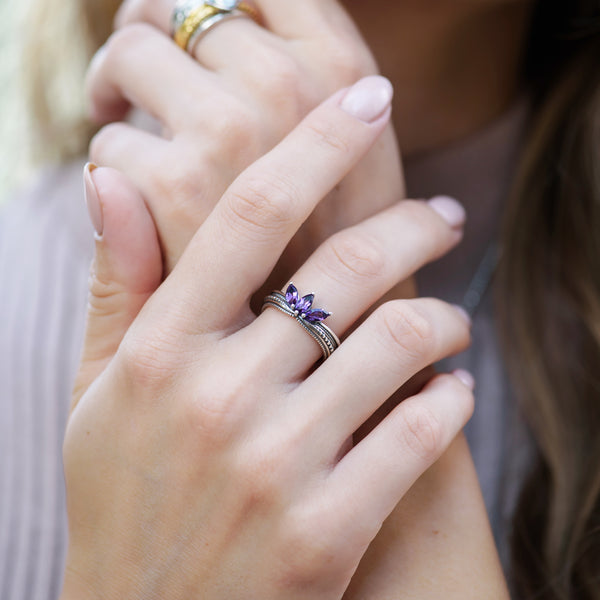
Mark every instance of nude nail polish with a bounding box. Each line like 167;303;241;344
452;304;472;326
340;76;394;123
83;162;103;238
454;369;476;390
428;195;466;229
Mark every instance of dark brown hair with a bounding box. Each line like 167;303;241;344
498;1;600;597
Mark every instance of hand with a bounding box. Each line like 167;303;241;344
85;0;404;276
343;434;511;599
64;80;472;600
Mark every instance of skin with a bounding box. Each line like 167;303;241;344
64;83;475;599
343;0;534;156
65;0;532;596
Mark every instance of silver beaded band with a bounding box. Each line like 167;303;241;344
261;286;341;360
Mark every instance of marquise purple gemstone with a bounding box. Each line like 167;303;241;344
285;284;299;305
296;294;314;314
305;309;331;323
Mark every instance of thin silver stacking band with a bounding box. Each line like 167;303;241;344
187;9;248;54
262;291;341;360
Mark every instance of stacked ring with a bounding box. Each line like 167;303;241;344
172;0;260;53
262;283;341;360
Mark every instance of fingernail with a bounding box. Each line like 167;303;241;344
428;196;466;229
453;369;475;390
83;163;103;238
452;304;472;326
340;76;393;123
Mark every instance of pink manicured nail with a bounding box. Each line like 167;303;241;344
83;162;103;238
340;76;393;123
452;304;472;326
428;195;466;229
454;369;475;390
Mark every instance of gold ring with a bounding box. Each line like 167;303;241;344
173;2;260;52
174;5;222;50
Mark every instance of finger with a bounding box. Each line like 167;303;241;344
86;23;222;129
254;0;363;41
298;299;471;449
158;76;394;333
245;196;466;379
89;122;169;177
326;372;475;540
89;123;214;269
116;0;361;44
116;0;278;72
72;165;162;411
114;0;172;31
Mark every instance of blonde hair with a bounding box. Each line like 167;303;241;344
23;0;119;164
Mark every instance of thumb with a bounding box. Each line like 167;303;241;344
72;163;163;411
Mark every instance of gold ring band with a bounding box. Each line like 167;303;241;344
173;2;260;52
174;5;221;50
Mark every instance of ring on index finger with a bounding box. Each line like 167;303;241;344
172;0;261;54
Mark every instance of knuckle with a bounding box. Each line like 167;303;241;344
89;123;127;164
224;175;298;238
86;267;125;317
203;101;263;161
278;511;338;586
117;330;183;392
398;402;444;461
236;446;286;507
185;367;257;448
323;230;386;283
185;392;240;448
148;155;210;217
377;302;435;361
105;23;153;57
325;44;372;86
114;0;146;28
255;51;303;98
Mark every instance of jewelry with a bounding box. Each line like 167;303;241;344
461;241;502;317
172;0;259;52
262;283;341;360
187;10;247;55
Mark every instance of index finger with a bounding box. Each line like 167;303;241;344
154;76;394;334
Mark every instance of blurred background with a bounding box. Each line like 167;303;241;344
0;0;33;206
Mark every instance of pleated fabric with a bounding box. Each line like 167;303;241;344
0;161;93;600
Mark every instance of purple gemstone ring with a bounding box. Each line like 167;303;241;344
261;283;341;360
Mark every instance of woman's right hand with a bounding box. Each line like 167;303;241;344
63;79;472;600
86;0;405;274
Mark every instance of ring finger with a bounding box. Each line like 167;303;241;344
238;194;467;381
115;0;281;71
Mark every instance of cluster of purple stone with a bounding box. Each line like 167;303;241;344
285;284;331;324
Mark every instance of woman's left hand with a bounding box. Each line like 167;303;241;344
86;0;405;277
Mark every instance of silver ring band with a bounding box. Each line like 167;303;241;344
261;285;341;360
186;9;247;55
